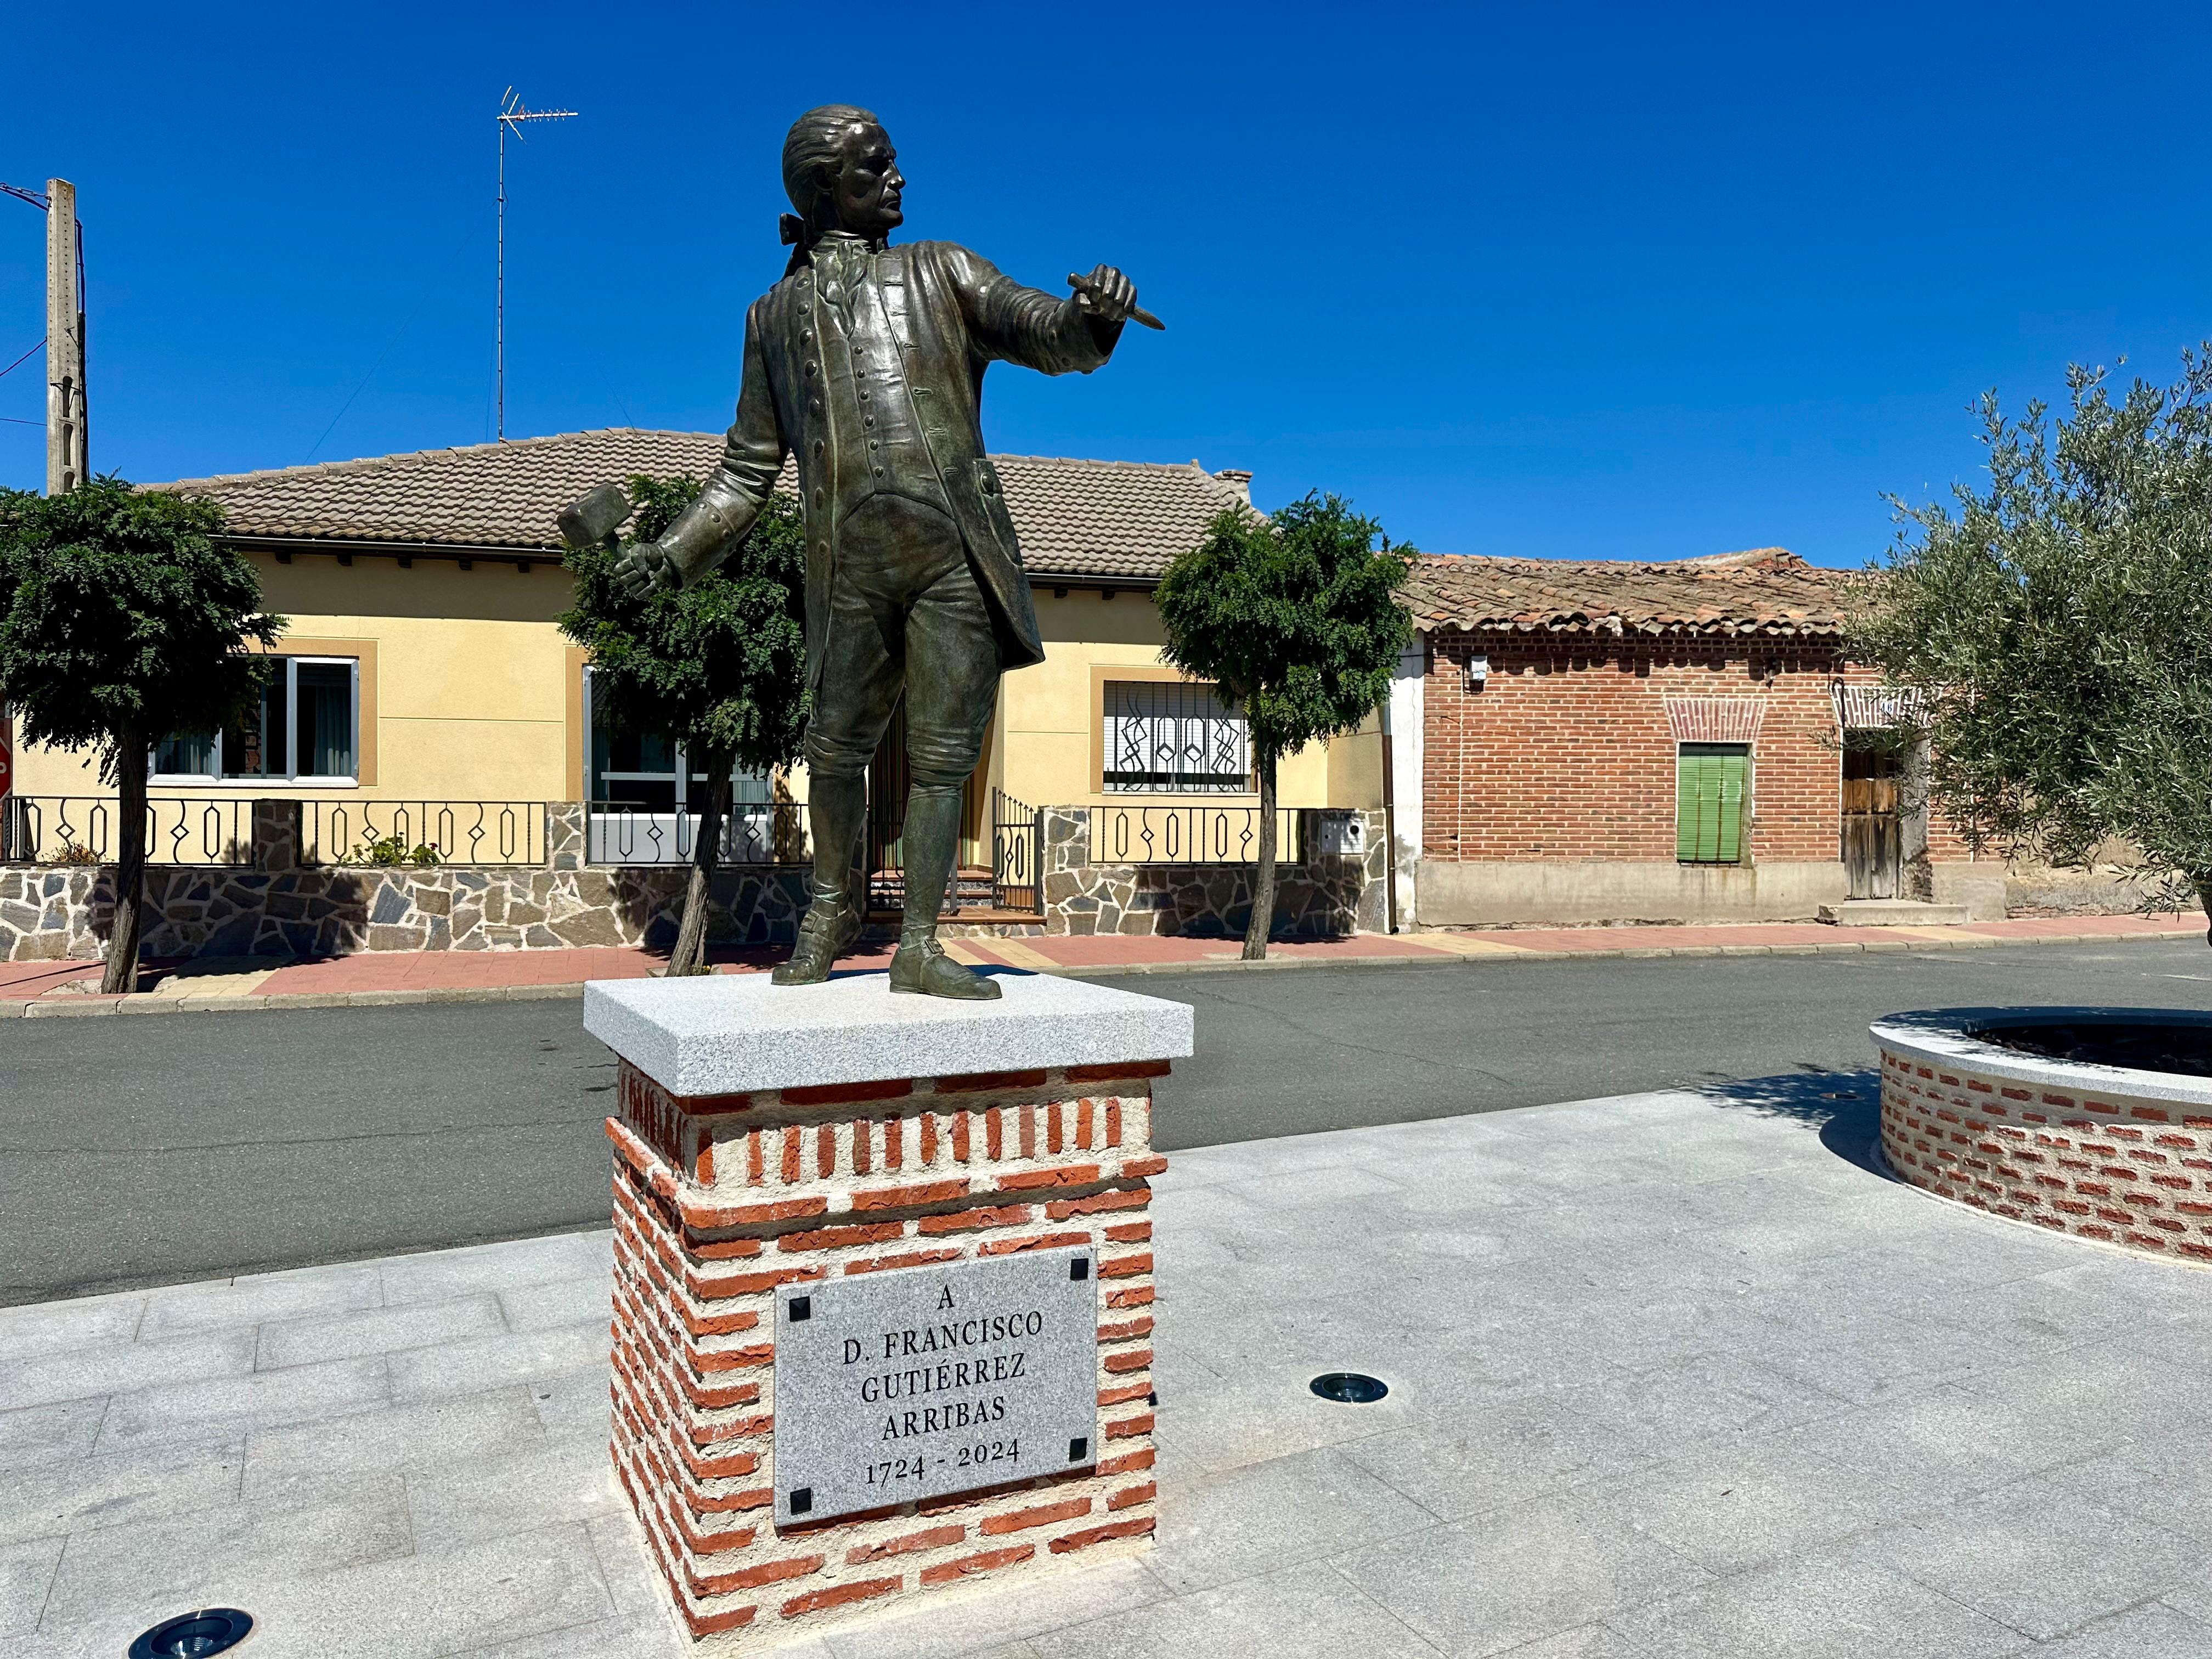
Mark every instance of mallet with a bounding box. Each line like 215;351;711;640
558;481;635;550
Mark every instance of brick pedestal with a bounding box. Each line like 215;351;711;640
584;972;1192;1652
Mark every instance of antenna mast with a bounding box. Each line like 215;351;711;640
496;88;577;442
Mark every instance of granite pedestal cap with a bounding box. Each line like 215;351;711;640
583;968;1194;1095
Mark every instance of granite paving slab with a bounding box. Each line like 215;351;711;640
8;1080;2212;1656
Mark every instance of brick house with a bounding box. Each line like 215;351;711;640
1383;548;1997;928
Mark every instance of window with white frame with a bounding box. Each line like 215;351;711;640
582;668;772;812
582;668;777;864
153;656;359;782
1102;679;1251;793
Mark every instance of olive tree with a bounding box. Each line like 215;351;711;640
0;478;282;991
1156;492;1414;958
1850;349;2212;943
560;476;807;974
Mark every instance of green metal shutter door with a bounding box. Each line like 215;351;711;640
1677;745;1748;864
1713;751;1745;862
1676;754;1709;861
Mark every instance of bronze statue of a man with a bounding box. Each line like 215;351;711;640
614;105;1144;998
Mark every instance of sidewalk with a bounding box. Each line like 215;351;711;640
8;1081;2212;1656
1;911;2201;1016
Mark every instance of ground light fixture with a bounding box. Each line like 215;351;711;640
1310;1372;1389;1404
128;1609;254;1659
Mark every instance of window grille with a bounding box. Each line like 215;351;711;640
1102;680;1250;794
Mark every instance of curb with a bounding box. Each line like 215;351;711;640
2;924;2200;1016
4;981;587;1018
1050;924;2203;975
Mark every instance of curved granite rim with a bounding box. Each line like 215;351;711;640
1869;1006;2212;1111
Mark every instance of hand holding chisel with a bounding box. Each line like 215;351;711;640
1068;265;1165;330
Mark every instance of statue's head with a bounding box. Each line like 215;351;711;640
782;105;903;242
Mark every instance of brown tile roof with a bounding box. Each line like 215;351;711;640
1401;546;1848;639
153;428;1251;582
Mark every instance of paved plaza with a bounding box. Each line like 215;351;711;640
8;1076;2212;1657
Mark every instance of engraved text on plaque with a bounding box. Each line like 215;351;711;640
771;1245;1101;1525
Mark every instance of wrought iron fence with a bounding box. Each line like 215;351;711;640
585;800;810;867
1093;804;1304;866
0;795;258;867
866;787;1045;916
303;800;546;868
990;790;1043;913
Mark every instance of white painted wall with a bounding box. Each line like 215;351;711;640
1386;639;1427;930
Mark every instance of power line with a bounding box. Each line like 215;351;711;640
0;336;44;381
303;224;482;464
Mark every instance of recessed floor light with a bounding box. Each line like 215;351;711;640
1310;1371;1389;1404
129;1609;254;1659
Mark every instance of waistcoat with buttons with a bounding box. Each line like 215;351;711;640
809;236;951;528
655;238;1121;692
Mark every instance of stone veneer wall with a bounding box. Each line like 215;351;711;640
0;864;815;962
1;801;1391;961
606;1057;1163;1648
0;803;812;962
1041;806;1388;938
1876;1028;2212;1265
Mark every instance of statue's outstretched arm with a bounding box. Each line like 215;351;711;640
950;246;1128;376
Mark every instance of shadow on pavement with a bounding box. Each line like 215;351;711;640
1689;1066;1886;1176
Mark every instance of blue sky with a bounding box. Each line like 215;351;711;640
4;1;2209;567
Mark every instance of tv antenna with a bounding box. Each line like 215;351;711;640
496;87;577;442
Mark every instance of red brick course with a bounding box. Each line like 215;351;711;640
1420;637;1974;865
1877;1046;2212;1263
608;1056;1165;1647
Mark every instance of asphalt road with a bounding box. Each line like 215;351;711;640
7;939;2212;1305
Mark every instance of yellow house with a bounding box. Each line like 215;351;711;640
4;431;1389;957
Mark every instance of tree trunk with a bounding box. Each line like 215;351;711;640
101;735;147;995
1242;745;1279;961
2200;882;2211;951
667;758;732;977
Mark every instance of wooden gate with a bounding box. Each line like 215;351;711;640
1841;745;1902;899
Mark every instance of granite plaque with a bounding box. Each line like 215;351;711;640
771;1246;1100;1525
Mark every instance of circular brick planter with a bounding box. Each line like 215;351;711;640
1874;1008;2212;1264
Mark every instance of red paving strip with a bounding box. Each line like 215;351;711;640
255;946;662;995
1963;913;2199;938
5;910;2200;1009
246;940;903;997
967;912;2203;969
1470;922;1857;953
0;961;103;995
963;933;1443;968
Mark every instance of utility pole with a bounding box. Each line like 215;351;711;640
45;178;86;494
4;177;86;494
496;89;577;442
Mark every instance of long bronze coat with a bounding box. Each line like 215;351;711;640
654;241;1121;690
